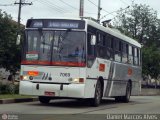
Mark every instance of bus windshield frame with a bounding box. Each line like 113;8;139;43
21;29;86;67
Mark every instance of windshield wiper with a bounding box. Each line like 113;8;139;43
58;29;71;54
61;29;71;41
38;28;46;53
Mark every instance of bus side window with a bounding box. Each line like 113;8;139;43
128;45;133;64
138;49;141;66
96;32;106;58
132;46;135;65
111;38;114;60
122;43;128;63
88;32;96;54
107;36;114;60
114;39;121;62
134;48;138;65
87;32;96;67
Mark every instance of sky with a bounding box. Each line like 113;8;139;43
0;0;160;25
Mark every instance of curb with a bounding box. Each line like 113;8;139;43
0;97;38;104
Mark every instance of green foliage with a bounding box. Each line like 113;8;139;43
142;46;160;78
113;3;160;79
0;9;22;74
0;83;19;94
114;3;158;44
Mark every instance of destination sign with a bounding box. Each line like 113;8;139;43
32;21;43;28
26;19;85;29
48;22;79;29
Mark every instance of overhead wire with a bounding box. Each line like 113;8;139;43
38;0;63;13
87;0;111;14
59;0;78;10
31;0;39;2
100;6;130;21
59;0;96;14
100;0;131;21
0;3;16;6
38;0;70;13
119;0;130;6
87;0;98;8
45;0;70;13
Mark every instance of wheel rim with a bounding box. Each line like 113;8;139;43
96;82;101;104
127;84;131;100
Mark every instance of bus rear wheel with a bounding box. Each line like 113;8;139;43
39;96;51;104
90;80;102;107
122;82;131;103
115;82;131;103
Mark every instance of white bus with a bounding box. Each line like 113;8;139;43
19;18;142;106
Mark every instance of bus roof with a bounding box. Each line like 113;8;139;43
26;18;141;48
85;19;141;48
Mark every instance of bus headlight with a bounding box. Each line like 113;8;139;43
68;78;84;84
23;76;28;80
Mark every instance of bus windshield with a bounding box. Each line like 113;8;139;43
22;30;86;67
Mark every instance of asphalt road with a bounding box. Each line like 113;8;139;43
0;96;160;120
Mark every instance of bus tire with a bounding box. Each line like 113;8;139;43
115;82;131;103
39;96;51;104
121;82;131;103
115;96;122;102
90;80;102;107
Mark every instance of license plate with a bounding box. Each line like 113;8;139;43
44;91;55;96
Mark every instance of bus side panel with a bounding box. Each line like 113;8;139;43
84;79;97;98
86;58;111;98
109;62;141;97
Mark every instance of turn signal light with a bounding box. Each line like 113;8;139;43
27;71;39;76
20;75;23;80
68;78;84;84
79;78;84;83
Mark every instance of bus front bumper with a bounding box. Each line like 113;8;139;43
19;81;85;98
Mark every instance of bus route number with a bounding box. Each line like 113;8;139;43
60;73;70;77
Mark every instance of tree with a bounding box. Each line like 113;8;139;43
113;3;160;79
0;10;22;74
114;3;158;44
142;46;160;78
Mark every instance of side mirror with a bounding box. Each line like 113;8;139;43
16;34;21;45
91;35;96;45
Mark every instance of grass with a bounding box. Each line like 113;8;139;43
0;94;35;99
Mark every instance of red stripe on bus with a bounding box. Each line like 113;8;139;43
26;51;38;54
21;60;50;65
21;60;86;67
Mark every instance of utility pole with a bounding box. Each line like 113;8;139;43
14;0;32;33
97;0;101;23
79;0;84;18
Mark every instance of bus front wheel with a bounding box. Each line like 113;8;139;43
39;96;51;104
90;80;102;107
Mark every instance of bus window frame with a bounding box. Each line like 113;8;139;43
87;25;141;67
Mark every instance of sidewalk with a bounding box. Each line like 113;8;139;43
140;88;160;96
